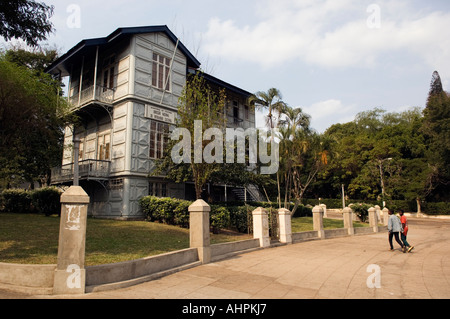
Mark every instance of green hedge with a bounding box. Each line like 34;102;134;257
0;188;62;216
421;202;450;215
139;196;250;233
138;197;315;233
302;198;449;215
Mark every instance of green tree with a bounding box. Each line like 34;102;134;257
153;72;228;200
0;0;54;47
422;71;450;201
0;54;69;188
249;88;287;207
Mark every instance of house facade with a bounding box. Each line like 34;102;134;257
47;26;260;220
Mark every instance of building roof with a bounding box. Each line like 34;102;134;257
194;70;253;98
46;25;201;76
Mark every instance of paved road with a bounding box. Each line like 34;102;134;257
1;217;450;299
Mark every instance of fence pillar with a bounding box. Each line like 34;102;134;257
189;199;211;264
375;205;381;224
278;208;292;244
343;207;354;235
368;207;379;233
312;206;325;239
382;207;389;226
252;207;270;248
320;204;327;218
53;186;90;295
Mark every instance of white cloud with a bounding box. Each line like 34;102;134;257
303;99;357;132
202;0;450;72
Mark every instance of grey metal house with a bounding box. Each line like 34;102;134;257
47;26;260;220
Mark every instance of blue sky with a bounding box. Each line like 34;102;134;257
6;0;450;132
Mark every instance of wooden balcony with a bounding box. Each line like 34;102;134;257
51;160;111;184
69;85;114;108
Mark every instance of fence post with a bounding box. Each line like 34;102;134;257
368;207;379;233
382;207;389;226
375;205;381;224
320;204;327;218
312;206;325;239
278;208;292;244
252;207;270;248
343;207;354;235
53;186;90;295
189;199;211;264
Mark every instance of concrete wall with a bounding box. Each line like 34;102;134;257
0;263;56;295
211;239;260;260
85;248;198;288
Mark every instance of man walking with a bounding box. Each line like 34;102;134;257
388;209;405;252
399;209;414;253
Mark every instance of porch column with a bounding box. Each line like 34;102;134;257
313;205;325;239
78;56;84;107
92;46;99;100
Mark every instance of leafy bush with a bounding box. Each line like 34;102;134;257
210;205;231;234
0;188;62;215
349;203;372;222
1;189;32;214
30;187;62;216
228;205;255;234
422;202;450;215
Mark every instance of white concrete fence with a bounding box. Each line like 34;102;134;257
0;191;388;295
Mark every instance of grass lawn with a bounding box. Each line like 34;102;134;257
0;213;251;266
291;217;369;233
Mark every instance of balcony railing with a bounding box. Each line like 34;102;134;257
69;85;114;108
51;159;111;184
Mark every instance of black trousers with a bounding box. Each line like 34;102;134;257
389;232;404;249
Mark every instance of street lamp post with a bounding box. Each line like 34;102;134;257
378;158;392;208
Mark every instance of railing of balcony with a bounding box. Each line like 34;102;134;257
69;85;114;107
51;159;111;184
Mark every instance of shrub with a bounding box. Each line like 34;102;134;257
228;205;255;234
422;202;450;215
173;200;191;228
292;204;313;217
31;187;62;216
349;203;372;222
1;189;32;214
210;205;231;234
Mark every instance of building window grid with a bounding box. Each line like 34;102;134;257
152;53;171;91
149;120;169;160
149;182;167;198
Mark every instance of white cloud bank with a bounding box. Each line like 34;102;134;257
202;0;450;71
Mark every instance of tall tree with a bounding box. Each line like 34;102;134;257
153;72;227;200
0;0;54;47
422;71;450;200
249;88;287;207
0;54;70;188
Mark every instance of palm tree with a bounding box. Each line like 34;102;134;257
248;88;287;130
248;88;287;208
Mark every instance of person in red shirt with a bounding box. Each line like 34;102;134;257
399;210;414;253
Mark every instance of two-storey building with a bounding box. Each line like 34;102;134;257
47;26;261;220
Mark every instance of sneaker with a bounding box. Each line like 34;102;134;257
402;246;407;253
408;246;415;253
